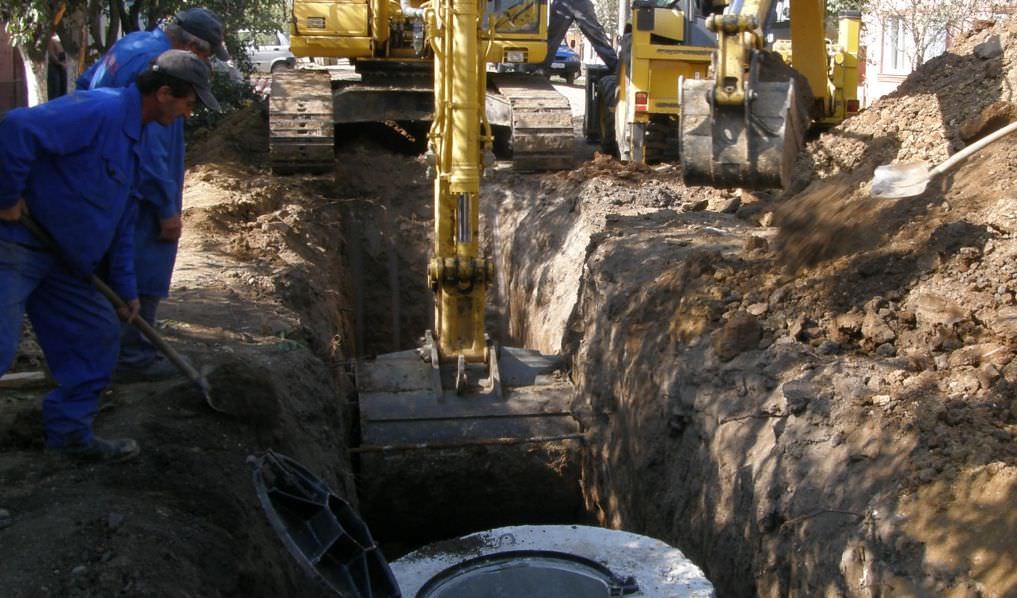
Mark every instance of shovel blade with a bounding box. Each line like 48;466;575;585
196;365;225;413
870;162;931;198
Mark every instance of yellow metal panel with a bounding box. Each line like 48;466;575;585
839;13;861;55
331;4;371;36
634;45;713;61
293;1;369;36
290;35;373;58
483;40;548;64
789;0;828;105
370;0;389;44
646;60;709;115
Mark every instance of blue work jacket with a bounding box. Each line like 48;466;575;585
0;86;143;301
76;28;172;91
79;28;183;297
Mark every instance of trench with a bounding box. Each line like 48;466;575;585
286;118;948;596
327;130;592;560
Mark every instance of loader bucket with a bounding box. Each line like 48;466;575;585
680;78;808;190
354;340;583;546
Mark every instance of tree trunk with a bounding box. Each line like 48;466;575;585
105;0;121;52
88;0;105;55
115;0;138;34
57;6;90;91
127;0;144;33
19;47;49;106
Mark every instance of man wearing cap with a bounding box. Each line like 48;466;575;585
76;8;230;90
78;8;227;381
0;51;219;462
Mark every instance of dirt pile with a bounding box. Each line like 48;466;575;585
796;19;1017;186
186;100;270;167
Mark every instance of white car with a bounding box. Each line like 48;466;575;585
239;31;297;73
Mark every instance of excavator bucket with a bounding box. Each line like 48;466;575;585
356;341;578;450
680;77;809;190
353;336;583;545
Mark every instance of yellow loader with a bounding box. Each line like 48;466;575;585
679;2;861;188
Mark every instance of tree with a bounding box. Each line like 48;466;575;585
1;1;87;105
2;0;286;106
593;0;617;44
873;0;1017;69
826;0;869;33
105;0;288;63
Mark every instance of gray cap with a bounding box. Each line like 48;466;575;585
175;7;229;61
152;49;221;111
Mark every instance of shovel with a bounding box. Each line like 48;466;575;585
18;212;223;413
871;120;1017;198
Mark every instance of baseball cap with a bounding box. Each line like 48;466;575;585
152;49;221;111
175;7;230;61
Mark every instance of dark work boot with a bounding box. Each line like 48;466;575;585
54;436;141;463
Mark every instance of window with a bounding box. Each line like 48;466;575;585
884;16;909;73
883;15;948;75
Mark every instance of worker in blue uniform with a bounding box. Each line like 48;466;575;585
0;51;219;462
76;8;229;90
77;8;229;381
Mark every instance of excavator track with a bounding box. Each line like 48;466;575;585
643;115;680;164
487;73;575;172
269;70;335;175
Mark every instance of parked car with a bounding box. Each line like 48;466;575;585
548;44;581;84
238;31;297;73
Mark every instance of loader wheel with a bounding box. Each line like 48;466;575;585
597;75;618;157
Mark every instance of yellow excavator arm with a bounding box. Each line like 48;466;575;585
426;0;490;367
680;0;860;189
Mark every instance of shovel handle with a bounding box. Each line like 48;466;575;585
18;212;204;386
932;120;1017;177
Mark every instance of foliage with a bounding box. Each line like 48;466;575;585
3;0;287;104
0;0;81;56
93;0;288;61
827;0;870;18
184;67;259;133
593;0;617;43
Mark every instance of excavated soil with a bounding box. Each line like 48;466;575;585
3;20;1017;598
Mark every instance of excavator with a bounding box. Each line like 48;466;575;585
585;0;859;177
330;0;583;544
679;1;861;188
271;0;575;173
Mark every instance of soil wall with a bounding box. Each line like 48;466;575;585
490;22;1017;597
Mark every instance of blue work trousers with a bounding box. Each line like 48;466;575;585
0;239;119;448
119;294;160;367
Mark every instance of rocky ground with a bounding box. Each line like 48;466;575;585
2;19;1016;598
